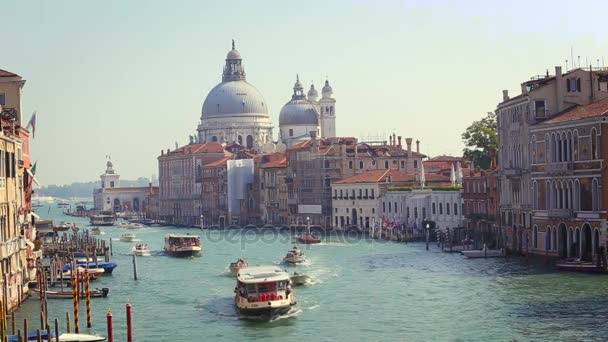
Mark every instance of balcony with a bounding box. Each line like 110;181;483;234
0;237;26;259
548;208;574;218
546;162;574;175
502;168;522;178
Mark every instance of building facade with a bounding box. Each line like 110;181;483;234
93;160;157;213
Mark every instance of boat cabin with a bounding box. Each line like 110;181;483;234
165;234;201;247
236;266;291;302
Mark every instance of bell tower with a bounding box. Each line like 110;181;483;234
100;157;120;189
319;79;336;138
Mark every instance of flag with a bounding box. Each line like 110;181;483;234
30;162;37;175
27;162;40;186
26;111;37;138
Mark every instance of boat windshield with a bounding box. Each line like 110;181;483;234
256;282;277;293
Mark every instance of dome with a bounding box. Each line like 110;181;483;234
202;80;269;119
227;49;241;60
279;99;319;126
106;160;113;169
307;84;318;98
322;79;333;98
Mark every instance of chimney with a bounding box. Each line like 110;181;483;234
555;66;562;78
397;136;402;148
490;148;497;169
405;138;412;153
502;90;509;102
393;133;396;146
161;150;164;156
167;149;171;154
310;131;319;152
389;135;393;146
416;140;420;153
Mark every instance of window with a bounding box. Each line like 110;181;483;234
414;160;418;168
388;202;391;213
400;161;405;168
289;129;293;137
534;100;546;117
0;93;5;106
349;161;353;169
406;207;410;218
384;161;389;169
446;203;450;215
422;207;426;219
110;181;115;188
371;189;375;198
454;203;458;215
324;160;330;168
382;202;386;212
533;226;538;248
394;202;397;213
439;203;443;215
591;128;598;159
566;78;581;92
432;202;436;215
359;161;363;169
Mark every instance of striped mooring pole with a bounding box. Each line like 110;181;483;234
85;270;92;328
72;271;79;334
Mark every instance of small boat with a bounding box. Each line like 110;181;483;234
132;243;151;257
557;258;607;273
296;232;321;244
290;272;313;286
462;245;505;258
31;287;110;299
118;222;129;228
283;246;306;264
164;234;202;257
127;223;143;229
90;227;103;235
120;233;135;242
235;266;296;320
53;333;106;341
60;267;105;278
7;330;55;342
63;262;117;274
229;258;248;276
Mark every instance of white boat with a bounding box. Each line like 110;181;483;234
290;272;313;285
119;233;135;242
48;333;107;341
283;246;306;264
462;247;505;258
229;258;248;276
127;223;144;229
164;234;201;257
118;222;129;228
132;243;151;256
90;227;103;235
235;266;296;320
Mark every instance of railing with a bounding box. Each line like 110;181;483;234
548;208;574;218
502;168;522;177
546;161;574;174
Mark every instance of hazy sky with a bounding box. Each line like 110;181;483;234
3;0;607;185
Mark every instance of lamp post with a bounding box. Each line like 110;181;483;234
425;223;430;251
200;215;204;230
306;216;310;233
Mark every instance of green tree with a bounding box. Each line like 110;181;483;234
461;112;498;169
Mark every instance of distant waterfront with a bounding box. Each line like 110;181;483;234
16;203;608;341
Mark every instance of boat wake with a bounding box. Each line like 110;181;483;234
268;308;302;322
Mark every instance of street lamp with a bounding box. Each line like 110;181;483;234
306;216;310;233
200;215;204;230
425;223;430;251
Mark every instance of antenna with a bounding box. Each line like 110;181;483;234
598;59;601;68
578;56;581;69
566;59;568;71
571;46;574;71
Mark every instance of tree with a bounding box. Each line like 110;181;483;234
461;112;498;169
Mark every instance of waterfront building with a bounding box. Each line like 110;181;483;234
497;66;608;254
279;76;336;147
528;96;608;259
197;41;274;153
226;159;255;226
93;159;158;214
462;150;500;246
158;142;229;225
259;154;289;225
143;183;160;220
0;69;38;311
286;134;425;227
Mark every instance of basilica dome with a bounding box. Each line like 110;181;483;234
202;81;269;119
279;76;319;126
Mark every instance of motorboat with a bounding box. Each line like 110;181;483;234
283;246;306;264
118;222;129;228
462;245;505;258
557;258;607;273
63;262;117;274
229;258;248;276
127;223;144;229
120;233;136;242
235;266;296;320
164;234;202;257
53;333;106;341
296;232;321;244
132;243;151;257
60;266;105;278
290;272;313;286
90;227;104;235
31;287;109;299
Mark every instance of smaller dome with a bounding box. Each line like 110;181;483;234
227;49;241;60
322;79;333;97
307;84;318;98
106;160;113;169
279;99;319;126
294;74;303;91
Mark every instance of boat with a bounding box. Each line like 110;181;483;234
64;262;117;274
52;333;106;341
462;246;505;258
60;267;105;278
296;232;321;244
127;223;144;229
557;258;607;273
90;227;103;235
283;246;306;264
90;213;115;226
31;287;109;299
120;233;135;242
164;234;202;257
132;243;151;257
290;272;313;286
235;266;296;320
229;258;248;276
118;222;129;228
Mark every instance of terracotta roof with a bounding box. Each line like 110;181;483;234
427;155;464;162
260;156;287;169
335;169;410;184
163;142;225;156
102;187;152;193
0;69;20;77
203;156;231;167
543;97;608;124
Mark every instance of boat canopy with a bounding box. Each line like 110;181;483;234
237;266;289;284
166;234;200;240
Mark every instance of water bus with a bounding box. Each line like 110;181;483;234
235;266;296;320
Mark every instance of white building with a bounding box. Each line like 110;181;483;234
279;76;336;147
382;189;463;232
93;159;153;213
197;40;274;152
227;159;254;224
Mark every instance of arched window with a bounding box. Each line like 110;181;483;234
359;161;363;169
592;178;600;211
545;226;552;251
454;203;458;215
552;227;557;251
591;128;598;159
238;135;243;145
446;203;451;215
573;130;579;161
246;135;254;149
531;135;537;164
211;136;218;142
533;225;538;248
439;203;443;215
432;202;436;215
545;133;551;163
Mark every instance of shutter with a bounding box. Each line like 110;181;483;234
566;79;570;92
577;78;581;92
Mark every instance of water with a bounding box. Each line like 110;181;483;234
17;204;608;341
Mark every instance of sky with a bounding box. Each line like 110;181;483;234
3;0;608;185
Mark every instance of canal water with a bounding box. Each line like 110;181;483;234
16;204;608;341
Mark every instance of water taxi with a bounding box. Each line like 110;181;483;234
132;243;151;257
235;266;296;320
118;222;130;228
164;234;202;257
90;227;103;235
557;258;607;273
283;246;306;264
127;223;144;229
120;233;136;242
229;258;248;276
296;232;321;244
290;272;313;286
